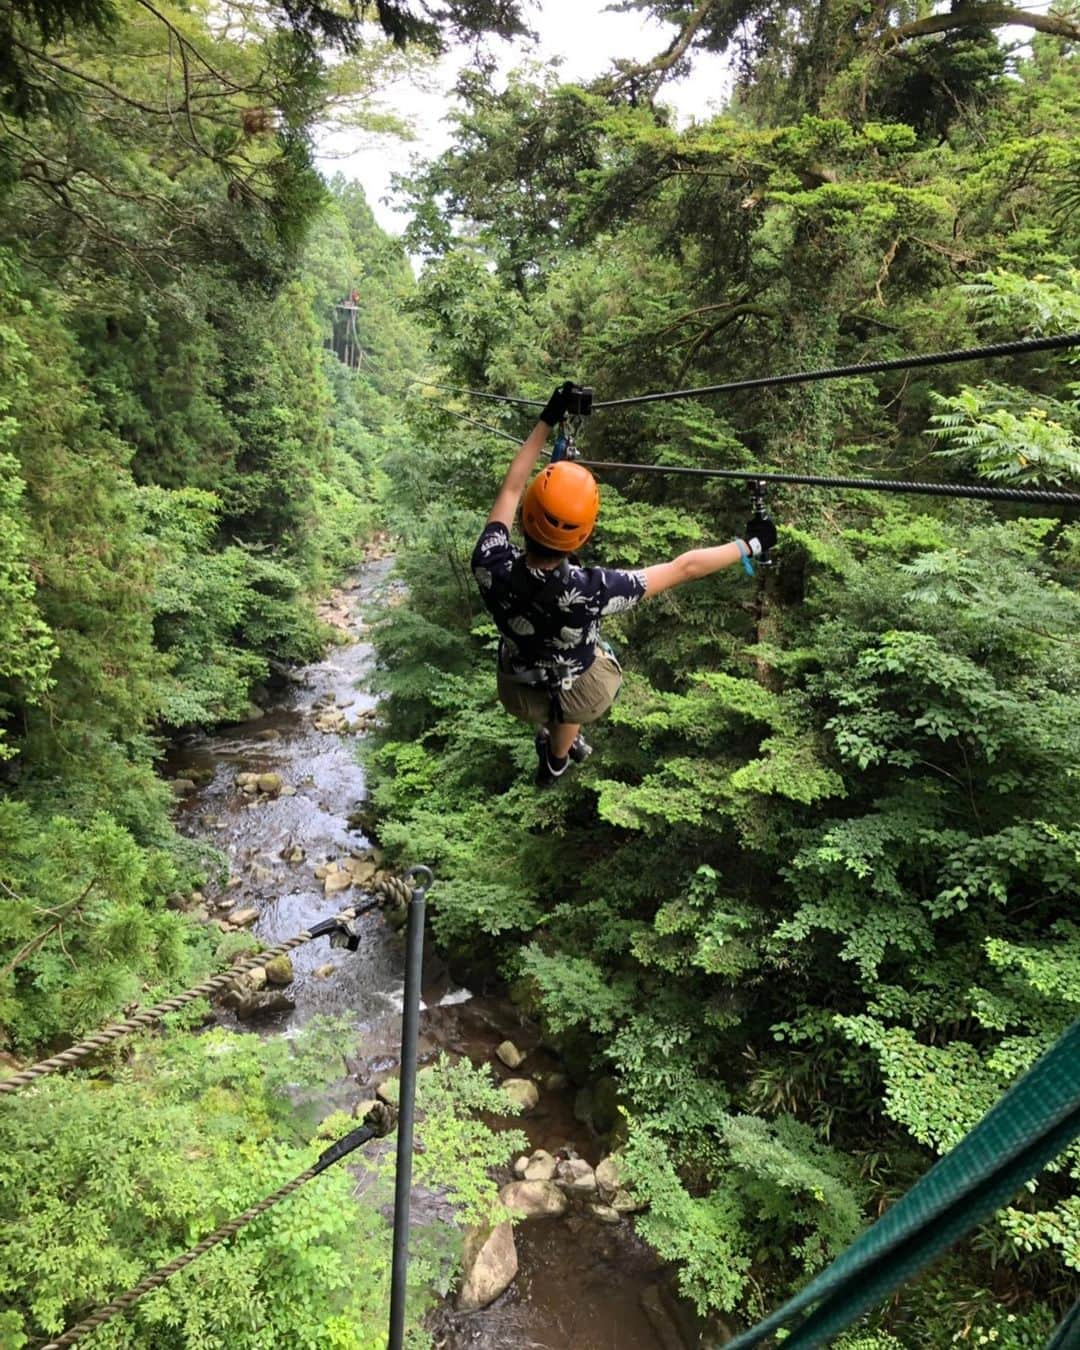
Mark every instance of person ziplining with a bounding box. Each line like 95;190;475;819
471;381;778;787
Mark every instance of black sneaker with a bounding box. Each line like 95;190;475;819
534;731;571;788
535;728;592;764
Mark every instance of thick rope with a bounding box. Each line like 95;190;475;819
39;1104;397;1350
0;879;412;1095
592;331;1080;409
576;459;1080;507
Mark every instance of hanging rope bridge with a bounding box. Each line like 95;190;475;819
5;871;424;1349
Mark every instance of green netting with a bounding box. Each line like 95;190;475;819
1045;1298;1080;1350
725;1019;1080;1350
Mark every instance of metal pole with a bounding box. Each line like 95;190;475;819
388;865;433;1350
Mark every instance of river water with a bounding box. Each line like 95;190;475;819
167;558;692;1350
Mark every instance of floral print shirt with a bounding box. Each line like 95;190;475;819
471;522;647;689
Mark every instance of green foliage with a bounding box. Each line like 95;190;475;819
0;1032;521;1348
623;1112;865;1316
366;32;1080;1340
0;802;213;1051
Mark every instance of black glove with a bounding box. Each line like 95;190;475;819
744;513;778;556
539;380;575;429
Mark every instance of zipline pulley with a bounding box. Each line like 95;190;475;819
749;480;775;568
552;384;592;464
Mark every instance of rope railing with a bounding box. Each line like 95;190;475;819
39;1103;398;1349
0;878;414;1095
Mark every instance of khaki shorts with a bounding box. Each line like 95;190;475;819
497;651;623;726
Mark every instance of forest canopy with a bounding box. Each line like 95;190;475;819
369;14;1080;1346
0;0;1079;1343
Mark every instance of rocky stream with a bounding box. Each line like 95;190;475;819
166;557;697;1350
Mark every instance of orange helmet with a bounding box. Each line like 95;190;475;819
521;462;599;552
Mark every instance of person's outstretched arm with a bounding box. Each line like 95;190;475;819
642;516;778;598
487;382;573;528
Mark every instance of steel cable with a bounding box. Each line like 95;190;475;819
576;459;1080;507
406;377;545;409
592;331;1080;409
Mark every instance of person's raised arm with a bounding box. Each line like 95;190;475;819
487;382;573;528
642;514;778;598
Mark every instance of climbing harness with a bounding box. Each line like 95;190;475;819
0;877;413;1095
39;1104;398;1349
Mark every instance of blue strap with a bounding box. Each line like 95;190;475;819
736;538;755;577
551;434;568;463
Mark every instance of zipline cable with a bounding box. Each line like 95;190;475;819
431;405;520;443
0;879;414;1095
575;459;1080;508
407;377;545;410
412;390;1080;507
39;1105;397;1350
592;331;1080;409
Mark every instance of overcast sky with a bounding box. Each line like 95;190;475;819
317;0;735;235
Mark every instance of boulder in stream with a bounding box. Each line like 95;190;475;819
228;907;259;927
324;869;353;895
496;1040;525;1069
264;955;294;986
236;991;295;1020
343;857;377;886
257;773;283;796
171;778;197;796
499;1180;568;1219
522;1149;558;1182
589;1203;622;1226
595;1154;625;1200
457;1222;518;1311
314;962;336;979
500;1078;539;1113
556;1158;598;1195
